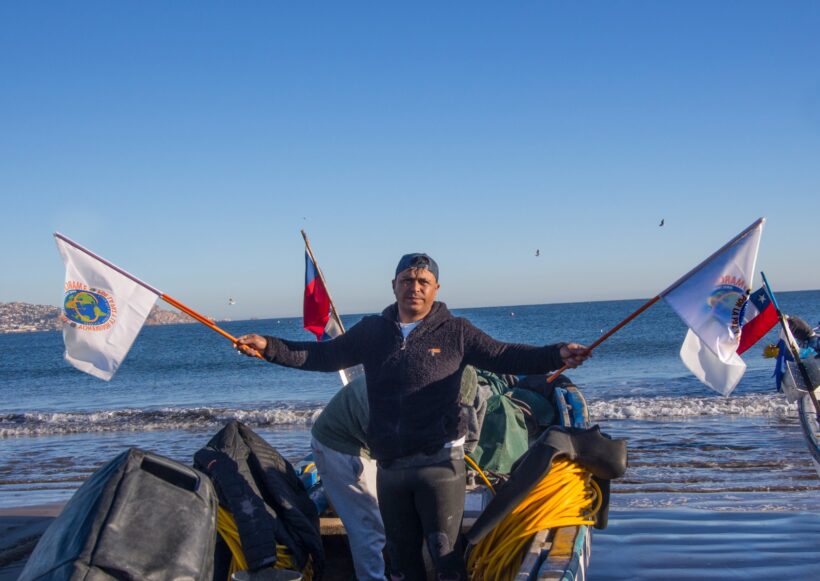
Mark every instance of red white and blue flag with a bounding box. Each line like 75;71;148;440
303;251;335;340
737;286;778;355
302;247;362;384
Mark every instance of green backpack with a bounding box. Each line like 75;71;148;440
470;372;529;475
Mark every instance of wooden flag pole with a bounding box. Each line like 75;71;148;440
158;294;237;342
547;295;661;382
761;272;820;417
301;230;346;333
159;295;264;360
54;233;264;359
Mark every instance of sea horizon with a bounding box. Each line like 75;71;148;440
5;286;820;330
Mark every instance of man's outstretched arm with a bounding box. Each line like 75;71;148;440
236;329;362;372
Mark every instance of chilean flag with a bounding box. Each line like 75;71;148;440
303;251;333;340
737;286;778;355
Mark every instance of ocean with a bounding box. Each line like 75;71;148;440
2;292;819;578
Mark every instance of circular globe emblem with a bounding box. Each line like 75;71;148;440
63;290;112;326
707;284;744;325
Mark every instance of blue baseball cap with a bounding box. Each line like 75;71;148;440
395;253;439;281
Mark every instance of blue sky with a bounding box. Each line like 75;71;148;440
2;1;819;320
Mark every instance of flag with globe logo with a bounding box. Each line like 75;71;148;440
56;235;159;380
661;219;764;395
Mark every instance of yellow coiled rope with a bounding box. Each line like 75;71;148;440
466;459;601;581
216;505;312;580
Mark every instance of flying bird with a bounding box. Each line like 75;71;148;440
659;219;665;227
535;249;540;257
228;298;236;306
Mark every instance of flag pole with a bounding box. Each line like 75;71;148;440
301;230;345;333
158;295;265;359
761;272;820;417
547;296;661;382
54;233;264;359
548;217;765;383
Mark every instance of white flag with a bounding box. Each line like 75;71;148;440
679;329;747;396
662;218;764;395
56;236;159;380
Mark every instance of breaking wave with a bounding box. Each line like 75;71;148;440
1;393;799;436
587;393;796;420
0;404;325;437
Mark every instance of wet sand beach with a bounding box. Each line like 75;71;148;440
0;504;62;581
589;509;820;580
3;504;819;580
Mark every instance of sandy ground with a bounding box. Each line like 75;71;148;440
588;509;820;580
0;504;63;580
3;504;820;580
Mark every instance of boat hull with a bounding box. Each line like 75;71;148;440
781;357;820;477
798;392;820;478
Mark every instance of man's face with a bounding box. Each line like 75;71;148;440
392;267;439;322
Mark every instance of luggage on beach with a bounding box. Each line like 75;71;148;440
18;448;218;581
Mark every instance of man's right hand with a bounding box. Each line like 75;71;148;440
235;334;268;357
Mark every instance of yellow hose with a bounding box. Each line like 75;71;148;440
216;506;312;580
467;459;600;581
465;454;496;494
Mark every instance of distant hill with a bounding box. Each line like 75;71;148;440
0;301;195;334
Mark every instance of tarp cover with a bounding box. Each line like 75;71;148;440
19;447;218;580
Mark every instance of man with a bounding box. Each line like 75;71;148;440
311;365;481;581
237;253;589;580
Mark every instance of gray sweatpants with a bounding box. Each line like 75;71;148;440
310;437;386;580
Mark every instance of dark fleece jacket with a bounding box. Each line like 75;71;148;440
263;302;565;461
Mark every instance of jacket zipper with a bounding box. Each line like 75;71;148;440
395;322;406;452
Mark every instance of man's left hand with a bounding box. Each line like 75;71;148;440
560;343;590;368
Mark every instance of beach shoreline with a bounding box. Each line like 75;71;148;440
0;503;63;580
3;502;819;580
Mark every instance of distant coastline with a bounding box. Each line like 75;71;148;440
0;301;196;334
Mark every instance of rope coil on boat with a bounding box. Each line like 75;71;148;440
466;459;601;581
